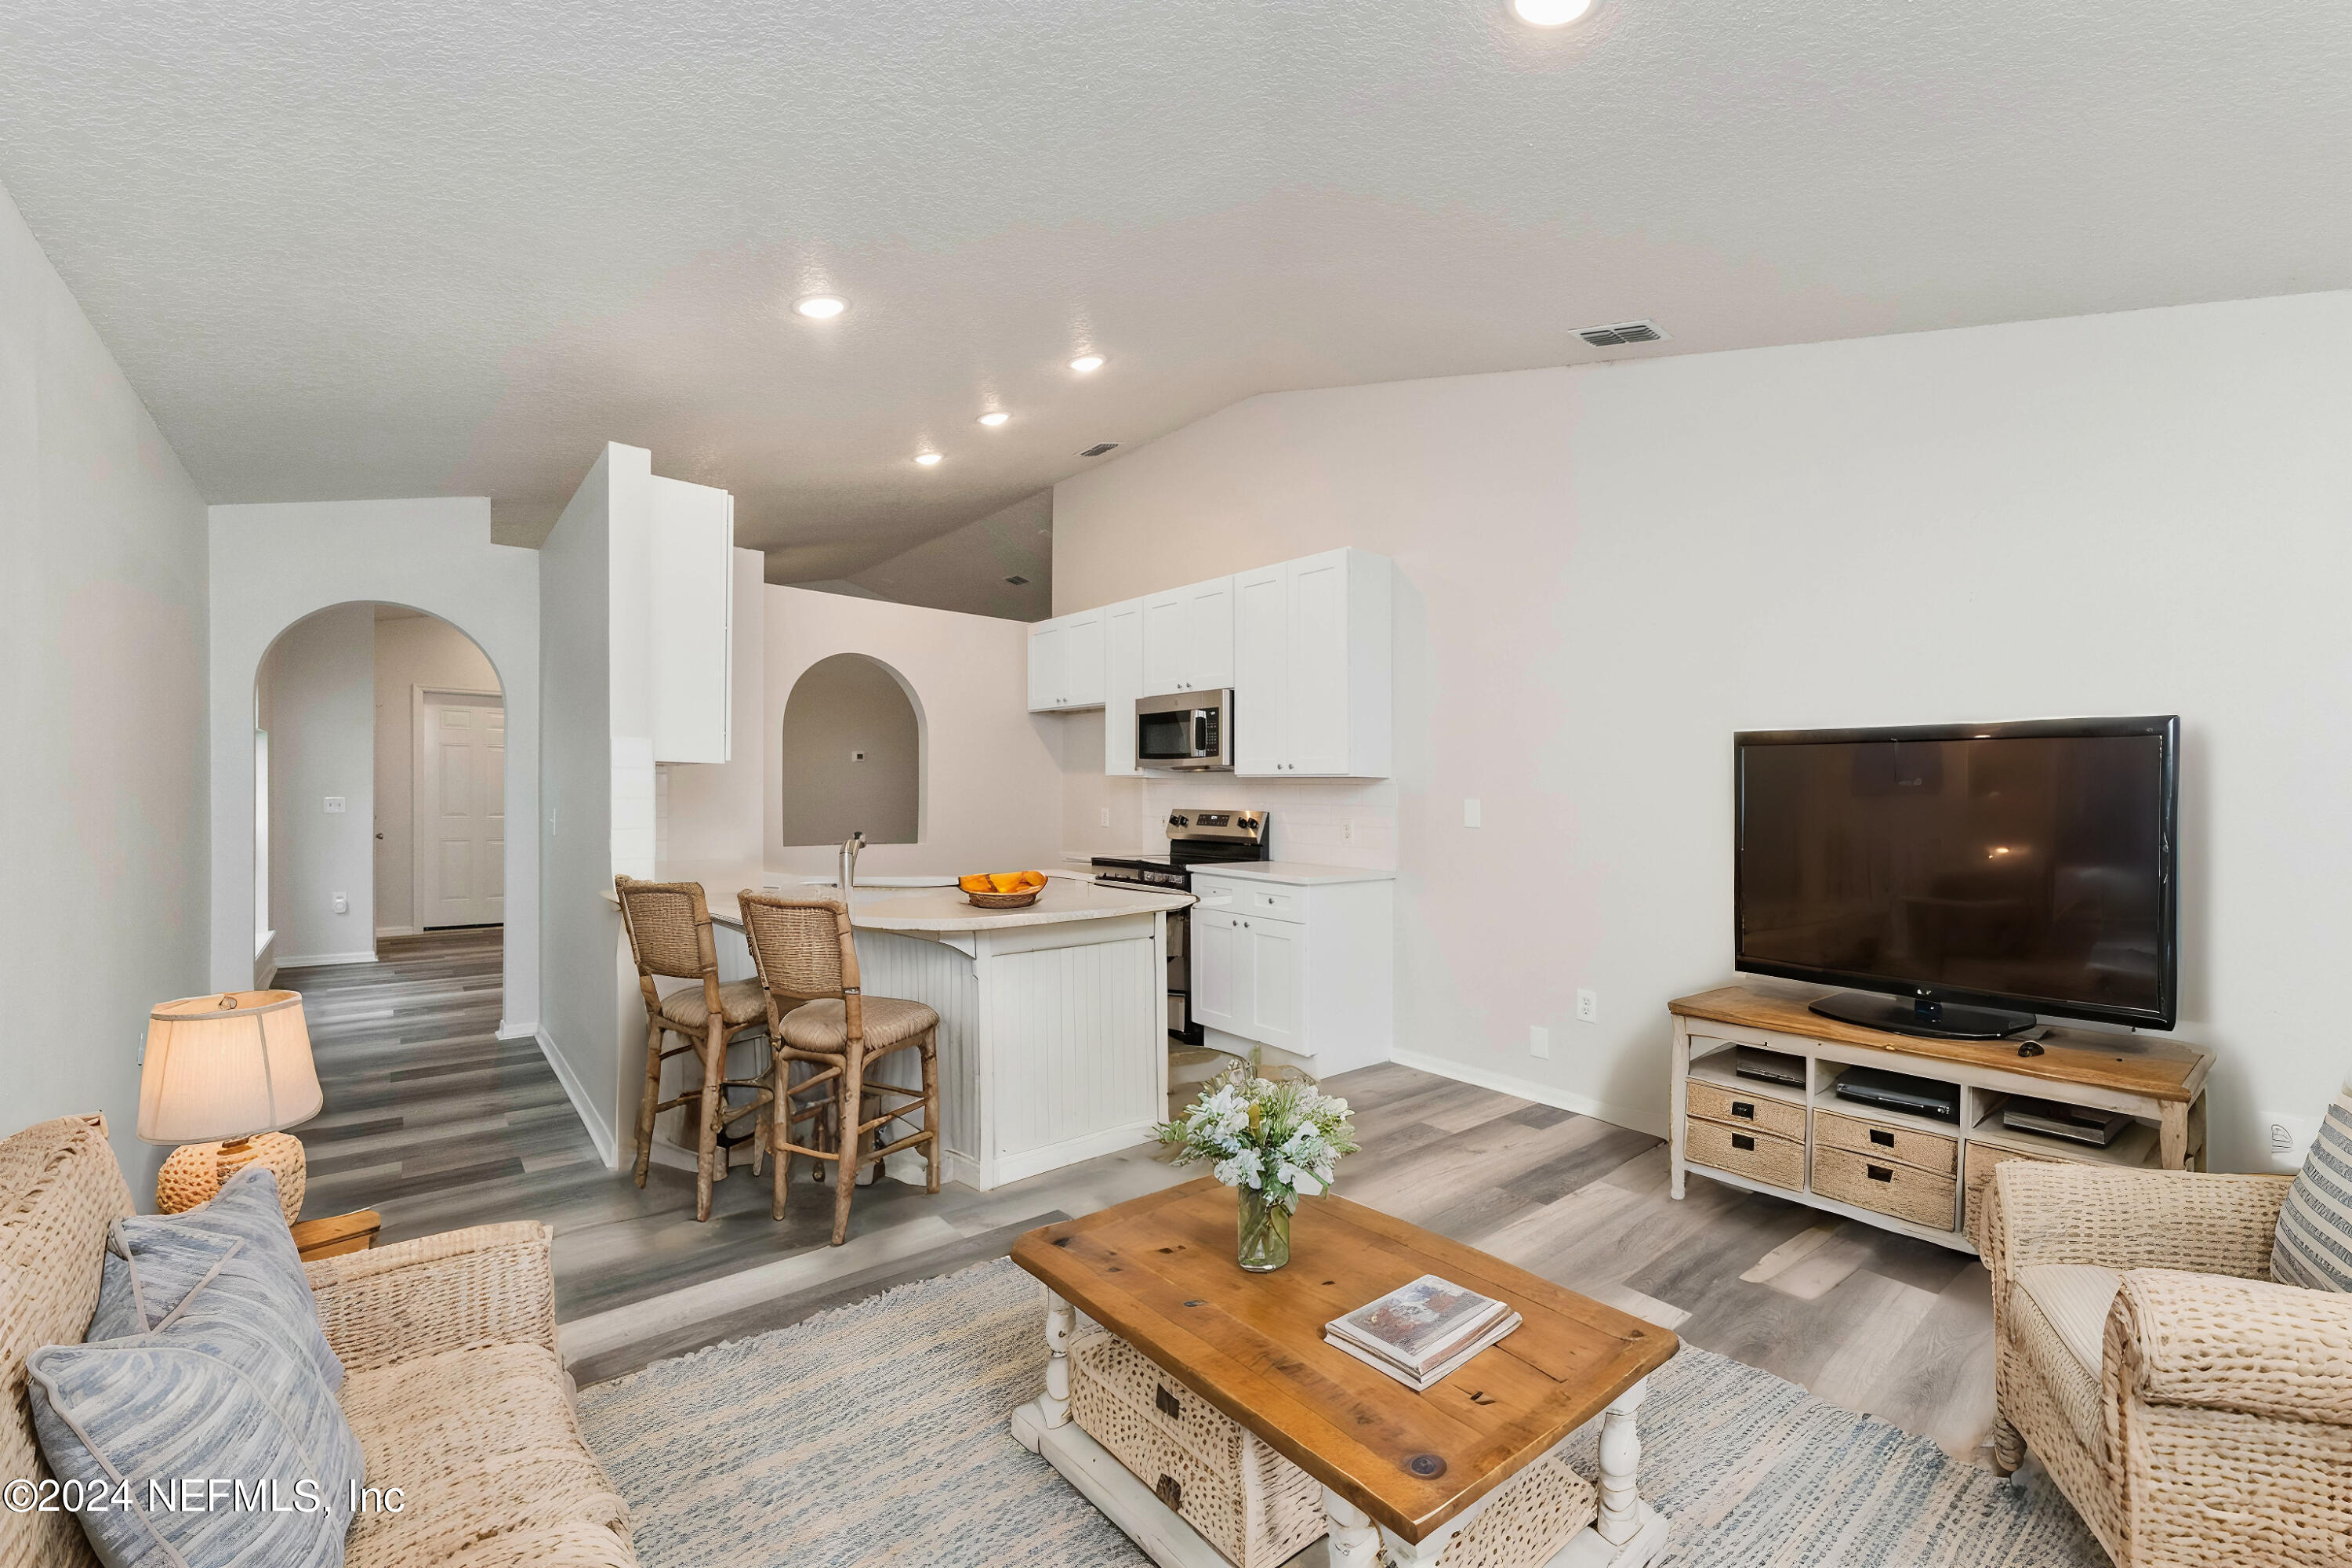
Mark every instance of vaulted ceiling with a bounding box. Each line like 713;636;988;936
3;0;2347;582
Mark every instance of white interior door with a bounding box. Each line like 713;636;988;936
414;690;505;928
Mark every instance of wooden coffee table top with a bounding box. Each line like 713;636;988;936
1011;1178;1678;1544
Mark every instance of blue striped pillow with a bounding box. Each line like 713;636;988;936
2273;1087;2352;1292
29;1277;361;1566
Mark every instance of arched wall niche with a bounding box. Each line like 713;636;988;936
776;652;925;847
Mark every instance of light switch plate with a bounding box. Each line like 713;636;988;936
1530;1025;1550;1060
1464;798;1482;829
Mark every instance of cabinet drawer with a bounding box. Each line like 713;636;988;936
1686;1079;1806;1142
1813;1109;1957;1177
1962;1142;2071;1245
1685;1116;1804;1192
1192;877;1242;908
1812;1144;1956;1232
1236;886;1301;920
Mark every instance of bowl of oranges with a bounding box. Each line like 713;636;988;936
958;869;1048;909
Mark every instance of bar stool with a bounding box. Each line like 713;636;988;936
615;876;775;1221
737;892;940;1245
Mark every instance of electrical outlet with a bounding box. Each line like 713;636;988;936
2263;1112;2321;1171
1576;989;1599;1023
323;796;346;814
1530;1025;1550;1060
851;750;866;761
1099;807;1111;827
1341;818;1355;843
1464;798;1482;829
332;892;348;915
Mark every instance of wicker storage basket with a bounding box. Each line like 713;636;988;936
1812;1142;1956;1230
1432;1451;1598;1568
1069;1327;1326;1566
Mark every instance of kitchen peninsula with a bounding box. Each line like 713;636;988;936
615;870;1192;1190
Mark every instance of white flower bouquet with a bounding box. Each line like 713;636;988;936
1156;1065;1359;1271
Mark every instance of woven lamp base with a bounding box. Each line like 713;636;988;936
158;1133;306;1223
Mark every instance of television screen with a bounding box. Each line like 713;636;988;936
1735;718;2178;1029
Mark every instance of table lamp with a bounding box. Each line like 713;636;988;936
140;989;323;1224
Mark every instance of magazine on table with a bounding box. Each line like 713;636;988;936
1325;1274;1517;1381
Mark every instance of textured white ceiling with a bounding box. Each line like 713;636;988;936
4;1;2347;579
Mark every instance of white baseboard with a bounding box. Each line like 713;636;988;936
521;1027;619;1170
1389;1047;1666;1140
273;949;379;970
375;925;419;938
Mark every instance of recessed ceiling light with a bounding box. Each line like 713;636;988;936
978;411;1010;426
793;296;848;319
913;452;943;466
1069;354;1105;373
1510;0;1593;24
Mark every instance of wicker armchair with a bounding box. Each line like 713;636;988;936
1981;1160;2352;1567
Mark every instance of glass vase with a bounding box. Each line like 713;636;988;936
1236;1185;1291;1272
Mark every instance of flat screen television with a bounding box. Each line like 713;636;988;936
1734;717;2179;1039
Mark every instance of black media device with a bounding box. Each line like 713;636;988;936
1833;1067;1960;1124
1734;717;2179;1040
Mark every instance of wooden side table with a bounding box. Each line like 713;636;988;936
290;1209;381;1262
1011;1180;1679;1568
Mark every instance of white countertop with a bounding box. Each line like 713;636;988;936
611;864;1191;934
1185;860;1397;886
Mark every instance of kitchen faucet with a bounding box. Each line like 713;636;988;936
839;829;865;896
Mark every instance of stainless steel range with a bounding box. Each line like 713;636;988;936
1093;809;1269;1042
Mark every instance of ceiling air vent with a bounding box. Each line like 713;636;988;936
1078;442;1120;458
1004;575;1030;586
1576;320;1667;347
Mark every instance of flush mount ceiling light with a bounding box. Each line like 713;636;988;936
978;411;1010;426
1069;354;1105;373
913;452;942;466
1510;0;1594;24
793;295;848;319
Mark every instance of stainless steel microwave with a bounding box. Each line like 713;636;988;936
1137;689;1233;771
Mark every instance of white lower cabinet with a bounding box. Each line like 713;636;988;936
1189;875;1391;1075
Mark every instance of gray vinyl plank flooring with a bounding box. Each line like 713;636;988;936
293;927;1998;1461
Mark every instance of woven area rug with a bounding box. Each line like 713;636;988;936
575;1257;2106;1568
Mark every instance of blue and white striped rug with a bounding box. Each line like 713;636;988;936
576;1257;2103;1567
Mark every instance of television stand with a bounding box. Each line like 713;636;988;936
1807;990;2038;1041
1668;981;2211;1255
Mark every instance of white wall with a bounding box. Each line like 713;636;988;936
0;178;209;1190
1054;289;2352;1171
208;499;541;1036
263;604;377;967
374;612;500;934
762;586;1064;881
538;445;626;1164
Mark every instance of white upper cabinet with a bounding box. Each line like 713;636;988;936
648;475;734;764
1026;608;1105;712
1232;547;1391;778
1103;597;1145;775
1142;576;1233;696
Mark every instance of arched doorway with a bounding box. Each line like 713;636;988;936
252;601;507;976
777;653;924;846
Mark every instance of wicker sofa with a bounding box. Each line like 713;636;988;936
1980;1160;2352;1567
0;1114;638;1568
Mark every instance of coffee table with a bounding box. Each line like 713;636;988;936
1010;1179;1678;1567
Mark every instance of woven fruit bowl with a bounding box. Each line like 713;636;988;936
963;886;1043;909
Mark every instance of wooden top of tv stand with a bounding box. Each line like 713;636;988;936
1670;981;2212;1103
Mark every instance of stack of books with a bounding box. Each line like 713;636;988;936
1323;1274;1521;1392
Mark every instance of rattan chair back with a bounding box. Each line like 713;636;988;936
614;877;719;981
737;894;862;1004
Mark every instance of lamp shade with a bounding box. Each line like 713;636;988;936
137;990;323;1145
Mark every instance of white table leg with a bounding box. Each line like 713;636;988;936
1009;1287;1077;1453
1323;1487;1385;1568
1595;1378;1646;1545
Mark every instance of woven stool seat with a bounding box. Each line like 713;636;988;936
779;996;938;1053
659;978;768;1030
